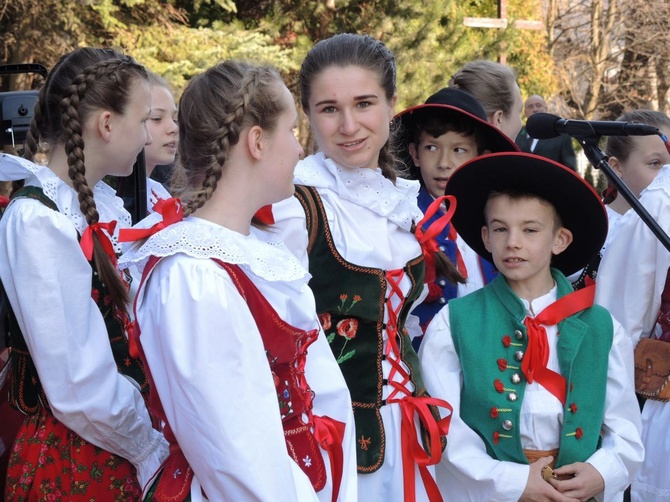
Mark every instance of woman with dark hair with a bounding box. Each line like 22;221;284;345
274;33;453;502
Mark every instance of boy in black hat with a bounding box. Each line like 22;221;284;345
395;88;518;347
418;152;643;501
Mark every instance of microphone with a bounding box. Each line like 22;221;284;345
526;112;660;139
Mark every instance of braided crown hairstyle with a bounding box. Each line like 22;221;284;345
23;47;148;313
171;60;286;218
299;33;402;182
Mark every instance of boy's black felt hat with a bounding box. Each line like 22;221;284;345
394;87;519;156
444;152;607;276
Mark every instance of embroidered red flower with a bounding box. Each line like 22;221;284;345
569;403;578;413
490;407;499;418
575;427;583;439
318;313;332;330
336;318;359;340
91;288;99;303
493;431;500;445
497;358;508;372
340;294;348;301
103;294;112;306
353;295;362;302
494;379;504;393
502;335;511;347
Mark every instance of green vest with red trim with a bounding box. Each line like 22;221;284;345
294;184;440;473
449;268;612;467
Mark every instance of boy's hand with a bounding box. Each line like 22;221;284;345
520;457;581;502
550;461;604;501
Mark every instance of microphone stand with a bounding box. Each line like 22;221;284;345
576;134;670;253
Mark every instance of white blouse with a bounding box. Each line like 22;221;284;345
420;285;643;502
0;153;168;490
273;153;442;502
119;216;358;502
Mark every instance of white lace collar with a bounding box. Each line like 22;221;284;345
0;153;130;252
294;152;423;231
119;216;309;287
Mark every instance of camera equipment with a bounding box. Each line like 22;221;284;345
0;64;48;148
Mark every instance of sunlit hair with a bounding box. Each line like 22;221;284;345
171;60;285;220
449;60;518;120
299;33;403;182
23;47;148;313
606;110;670;161
146;70;170;90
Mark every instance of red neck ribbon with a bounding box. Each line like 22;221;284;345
415;195;457;284
80;220;118;266
254;204;275;225
118;197;184;243
521;283;596;405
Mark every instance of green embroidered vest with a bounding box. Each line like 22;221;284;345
7;186;148;414
449;269;612;467
294;184;436;473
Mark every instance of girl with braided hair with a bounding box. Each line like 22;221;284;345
118;60;357;501
0;47;168;500
272;33;453;502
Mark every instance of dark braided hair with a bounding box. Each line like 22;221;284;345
299;33;404;182
23;48;148;313
172;60;286;221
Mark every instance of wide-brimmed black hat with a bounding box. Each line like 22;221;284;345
444;152;607;276
394;88;519;163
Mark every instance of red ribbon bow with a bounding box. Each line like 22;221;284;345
80;221;118;266
415;195;457;284
118;197;183;243
313;415;346;502
521;284;596;405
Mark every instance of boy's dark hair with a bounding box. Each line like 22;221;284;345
408;111;487;180
485;189;564;231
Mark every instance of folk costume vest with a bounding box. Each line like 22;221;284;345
7;186;147;414
294;184;448;477
450;269;613;467
136;256;344;502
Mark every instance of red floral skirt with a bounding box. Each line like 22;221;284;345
4;407;142;501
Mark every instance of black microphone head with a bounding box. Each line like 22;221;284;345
526;112;562;140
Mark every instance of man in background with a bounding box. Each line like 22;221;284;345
515;94;577;171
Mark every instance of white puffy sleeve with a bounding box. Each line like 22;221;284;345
0;198;167;488
596;186;670;345
137;255;318;501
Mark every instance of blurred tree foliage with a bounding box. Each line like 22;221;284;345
0;0;553;105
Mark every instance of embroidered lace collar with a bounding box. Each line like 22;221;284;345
294;152;422;231
0;153;130;252
119;216;309;286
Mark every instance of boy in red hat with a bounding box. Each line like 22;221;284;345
395;88;518;347
419;152;643;501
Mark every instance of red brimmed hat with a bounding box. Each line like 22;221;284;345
444;152;607;276
394;87;519;159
